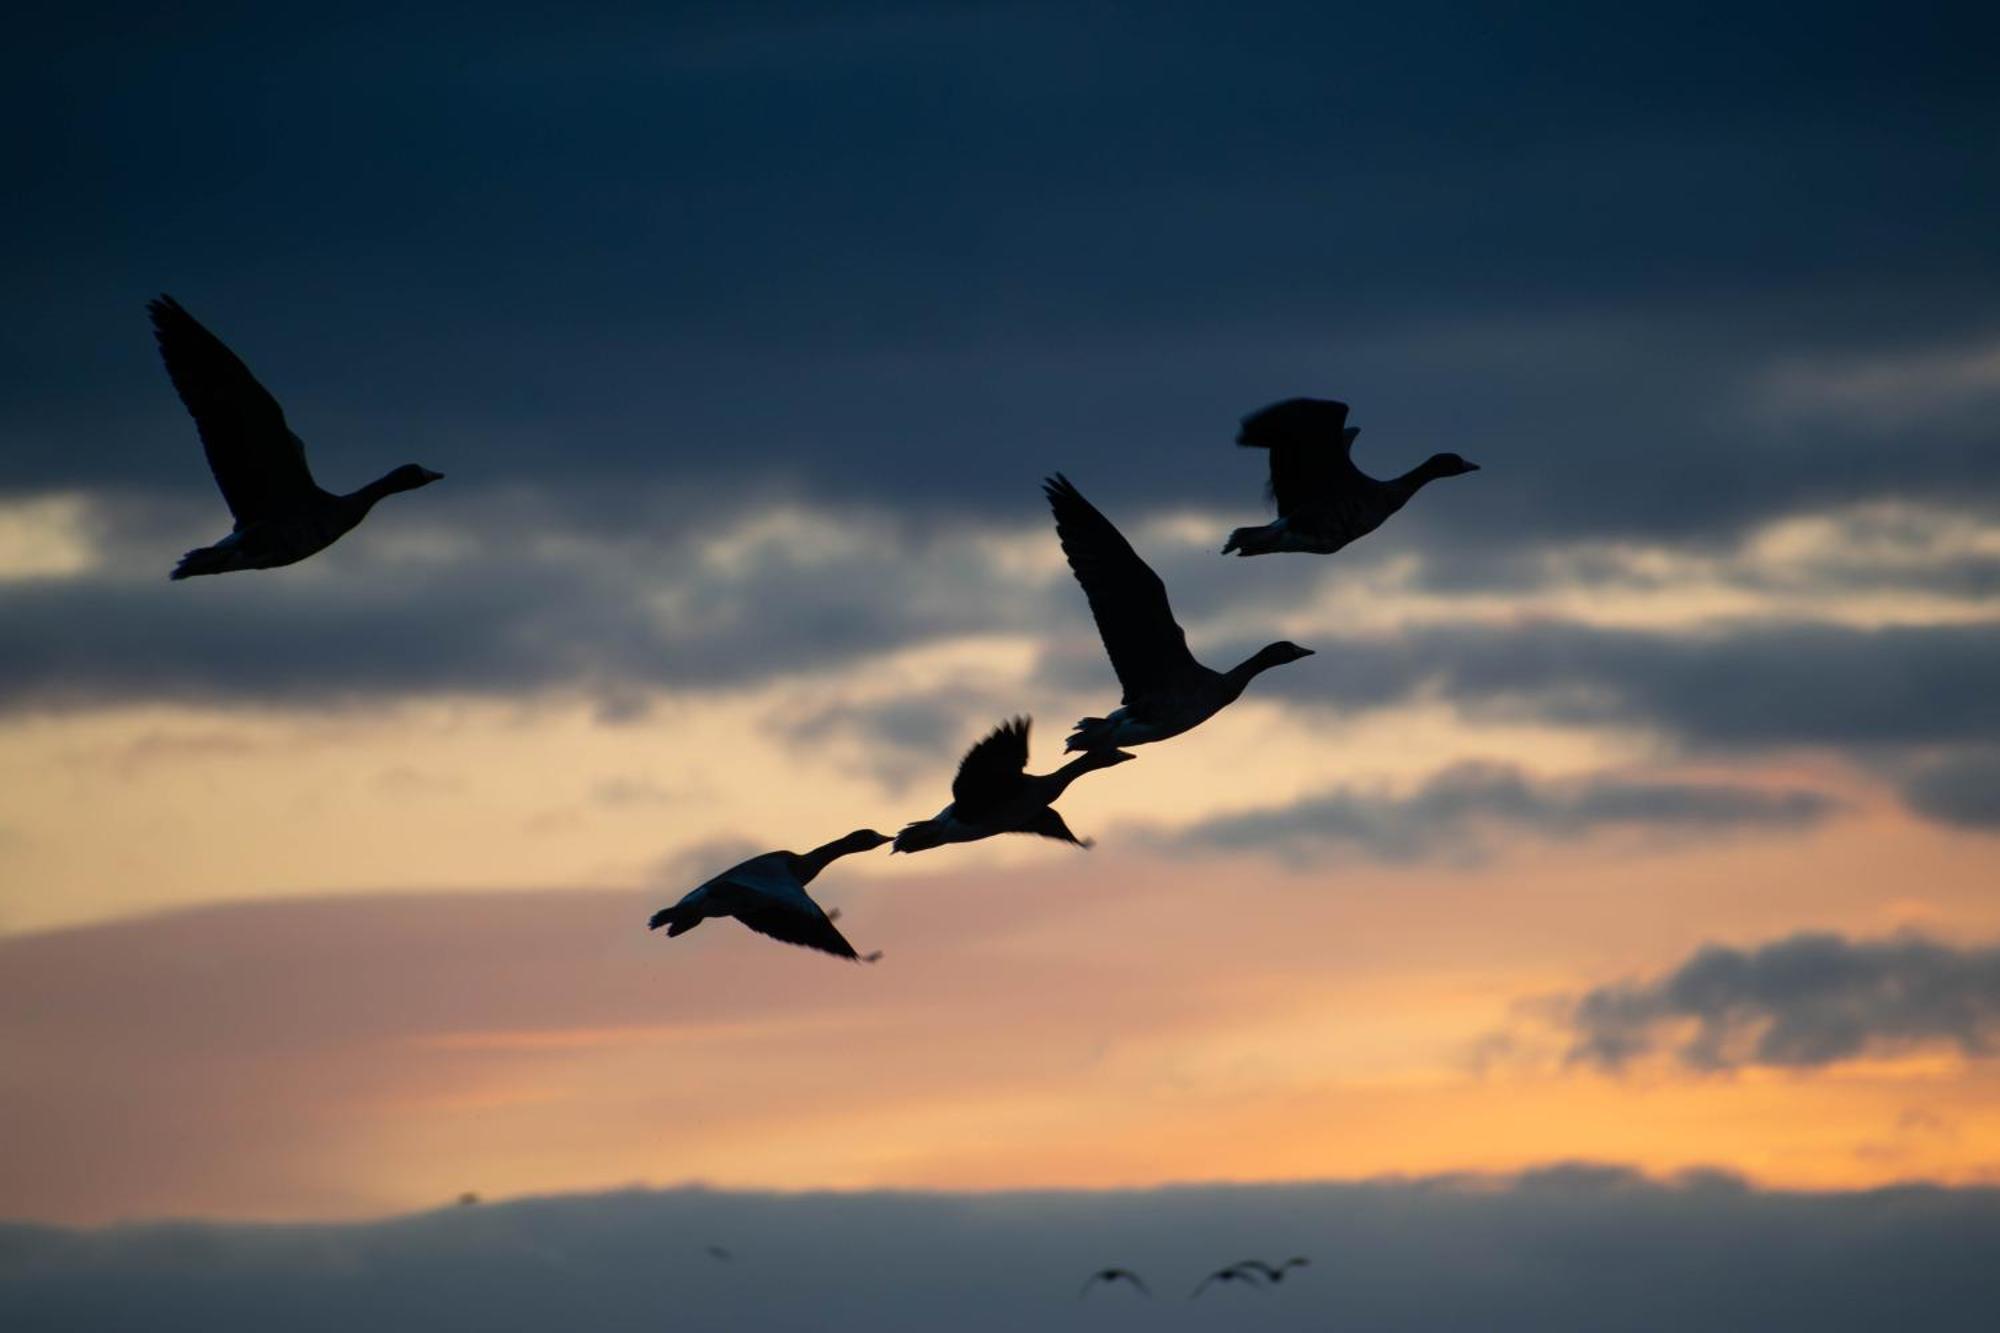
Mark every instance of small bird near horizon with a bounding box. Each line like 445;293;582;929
1044;473;1315;752
705;1245;734;1263
147;295;444;579
893;716;1131;853
1222;397;1477;557
1079;1267;1150;1298
1230;1256;1310;1282
1190;1264;1266;1297
648;829;890;961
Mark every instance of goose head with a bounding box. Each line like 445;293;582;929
1420;451;1479;478
383;463;447;493
839;828;895;853
1250;640;1316;670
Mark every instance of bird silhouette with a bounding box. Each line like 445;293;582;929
1190;1264;1266;1297
147;295;443;578
705;1244;734;1263
649;829;889;961
1079;1267;1150;1297
1044;473;1315;751
1222;397;1477;556
1230;1256;1310;1282
892;716;1132;853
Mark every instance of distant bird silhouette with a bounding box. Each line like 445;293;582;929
892;716;1132;853
1222;398;1477;556
1231;1256;1310;1282
648;829;890;961
1079;1267;1150;1298
147;295;443;578
1044;474;1315;751
1190;1264;1266;1298
705;1245;734;1263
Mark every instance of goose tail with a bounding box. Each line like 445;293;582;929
648;904;702;937
891;821;944;854
169;544;230;580
1064;717;1118;752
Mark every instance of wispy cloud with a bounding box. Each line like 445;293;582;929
1152;761;1838;866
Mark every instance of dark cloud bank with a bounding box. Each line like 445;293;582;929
5;1170;1999;1333
3;1;1996;537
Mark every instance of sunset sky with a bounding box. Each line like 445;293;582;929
3;8;1998;1312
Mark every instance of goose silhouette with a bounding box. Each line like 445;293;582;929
148;295;443;579
1045;473;1314;751
1079;1267;1150;1297
893;716;1131;853
1230;1256;1310;1282
1190;1264;1266;1297
649;829;889;961
1223;397;1476;556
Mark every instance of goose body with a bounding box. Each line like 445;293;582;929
148;296;443;578
1222;398;1476;557
1230;1256;1310;1283
1079;1267;1150;1298
892;716;1132;853
1190;1264;1266;1298
1044;474;1314;752
648;828;890;961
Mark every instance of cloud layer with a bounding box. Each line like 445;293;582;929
6;1170;2000;1333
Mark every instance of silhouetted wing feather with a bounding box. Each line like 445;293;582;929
735;899;862;960
149;296;320;523
951;717;1030;820
1237;398;1363;517
1043;474;1197;701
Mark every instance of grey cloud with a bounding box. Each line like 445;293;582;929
1898;749;2000;831
5;1169;2000;1333
0;499;1056;714
1256;619;2000;751
1158;761;1837;866
1563;932;2000;1072
766;686;1023;790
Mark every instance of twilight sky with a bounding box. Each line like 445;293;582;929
3;5;1998;1310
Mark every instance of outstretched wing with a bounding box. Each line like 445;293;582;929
735;903;864;959
1236;398;1363;517
732;884;868;961
1043;474;1198;702
951;717;1030;821
149;295;321;523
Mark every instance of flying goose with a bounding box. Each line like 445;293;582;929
1044;473;1314;752
1222;397;1477;556
1079;1267;1151;1298
891;716;1132;853
648;829;890;961
148;295;444;578
1230;1256;1310;1282
1190;1264;1266;1298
